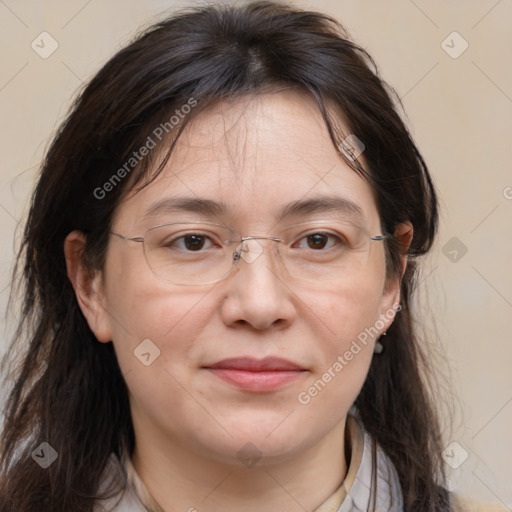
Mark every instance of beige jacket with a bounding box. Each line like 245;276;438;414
93;415;509;512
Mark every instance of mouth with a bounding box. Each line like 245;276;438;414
203;357;307;392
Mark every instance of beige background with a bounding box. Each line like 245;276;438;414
0;0;510;505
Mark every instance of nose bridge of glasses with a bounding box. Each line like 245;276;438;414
236;236;283;265
241;235;283;243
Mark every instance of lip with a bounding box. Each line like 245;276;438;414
203;357;307;392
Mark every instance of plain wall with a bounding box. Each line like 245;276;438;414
0;0;510;505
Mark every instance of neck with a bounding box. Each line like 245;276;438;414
131;418;349;512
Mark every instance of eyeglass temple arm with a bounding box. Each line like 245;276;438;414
110;232;144;243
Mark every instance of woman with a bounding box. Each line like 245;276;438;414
0;2;506;511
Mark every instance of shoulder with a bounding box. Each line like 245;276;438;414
451;492;510;512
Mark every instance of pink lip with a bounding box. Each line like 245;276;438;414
204;357;307;392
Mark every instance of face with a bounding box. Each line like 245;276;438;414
75;90;402;467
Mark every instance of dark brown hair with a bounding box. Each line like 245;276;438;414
1;2;453;510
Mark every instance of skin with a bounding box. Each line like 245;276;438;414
65;90;411;512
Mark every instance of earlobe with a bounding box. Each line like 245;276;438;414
64;231;112;343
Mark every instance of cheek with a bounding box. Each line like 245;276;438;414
302;270;385;349
319;288;381;366
294;269;385;406
102;247;217;376
105;282;219;431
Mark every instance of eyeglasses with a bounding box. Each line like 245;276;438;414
110;220;389;286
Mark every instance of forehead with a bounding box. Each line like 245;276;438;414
116;90;380;229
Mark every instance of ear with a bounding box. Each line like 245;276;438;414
64;230;113;343
378;221;414;330
394;221;413;277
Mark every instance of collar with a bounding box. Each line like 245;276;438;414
95;414;403;512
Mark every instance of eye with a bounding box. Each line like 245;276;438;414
168;233;215;251
295;232;343;250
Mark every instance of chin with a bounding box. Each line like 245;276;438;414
195;426;312;468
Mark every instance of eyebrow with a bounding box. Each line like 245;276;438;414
275;195;363;223
144;197;227;220
143;195;364;222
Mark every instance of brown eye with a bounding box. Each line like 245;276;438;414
294;232;341;251
183;235;207;251
306;233;329;250
167;234;214;252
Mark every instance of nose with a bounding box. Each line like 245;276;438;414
220;239;296;330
